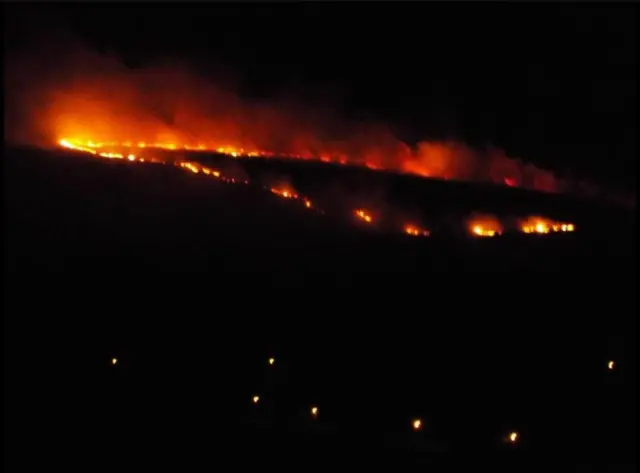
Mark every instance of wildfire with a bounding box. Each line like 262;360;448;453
179;161;200;174
520;216;575;234
403;225;430;237
355;209;373;224
269;187;314;209
270;188;298;199
60;139;138;161
60;138;292;162
56;138;580;240
468;215;503;237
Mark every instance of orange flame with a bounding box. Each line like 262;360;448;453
468;215;503;237
270;187;298;200
55;138;587;240
3;34;596;197
404;225;430;237
355;209;373;223
519;216;575;234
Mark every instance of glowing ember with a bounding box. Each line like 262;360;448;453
412;419;422;431
311;406;318;418
111;358;118;366
468;215;503;237
404;224;430;237
270;188;298;200
56;138;580;241
60;138;282;163
268;357;275;366
520;216;575;234
269;187;315;210
508;431;519;443
253;395;260;404
355;209;373;223
180;162;200;174
5;32;618;200
608;360;615;371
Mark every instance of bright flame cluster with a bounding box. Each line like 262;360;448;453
520;217;575;234
58;138;576;239
355;209;373;223
404;225;430;237
468;216;504;238
472;226;501;237
269;188;312;208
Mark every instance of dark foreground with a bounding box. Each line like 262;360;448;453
4;148;636;471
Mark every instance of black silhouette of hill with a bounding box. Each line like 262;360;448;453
4;146;636;472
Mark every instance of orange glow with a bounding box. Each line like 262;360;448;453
55;139;584;241
53;134;561;192
111;358;118;366
3;31;584;197
412;419;422;431
270;187;298;200
608;360;615;370
519;216;576;234
508;431;519;443
269;186;315;210
311;406;318;418
468;215;503;237
268;357;275;366
404;224;430;237
355;209;373;223
179;161;200;174
253;395;260;404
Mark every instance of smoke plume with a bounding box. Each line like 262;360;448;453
3;28;596;197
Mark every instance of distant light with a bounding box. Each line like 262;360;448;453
412;419;422;431
111;358;118;366
355;209;373;223
253;395;260;404
311;406;318;417
608;360;615;370
509;431;519;443
268;357;275;365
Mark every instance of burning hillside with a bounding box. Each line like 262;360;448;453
5;31;591;197
51;140;580;239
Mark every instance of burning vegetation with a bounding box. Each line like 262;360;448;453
58;136;578;239
269;186;313;209
5;33;583;240
5;32;605;198
403;225;430;237
355;209;374;224
519;216;575;234
468;215;504;238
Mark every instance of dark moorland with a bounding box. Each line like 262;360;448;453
4;147;636;472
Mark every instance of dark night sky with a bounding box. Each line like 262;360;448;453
4;3;637;190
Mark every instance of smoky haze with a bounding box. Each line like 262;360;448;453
4;24;600;197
